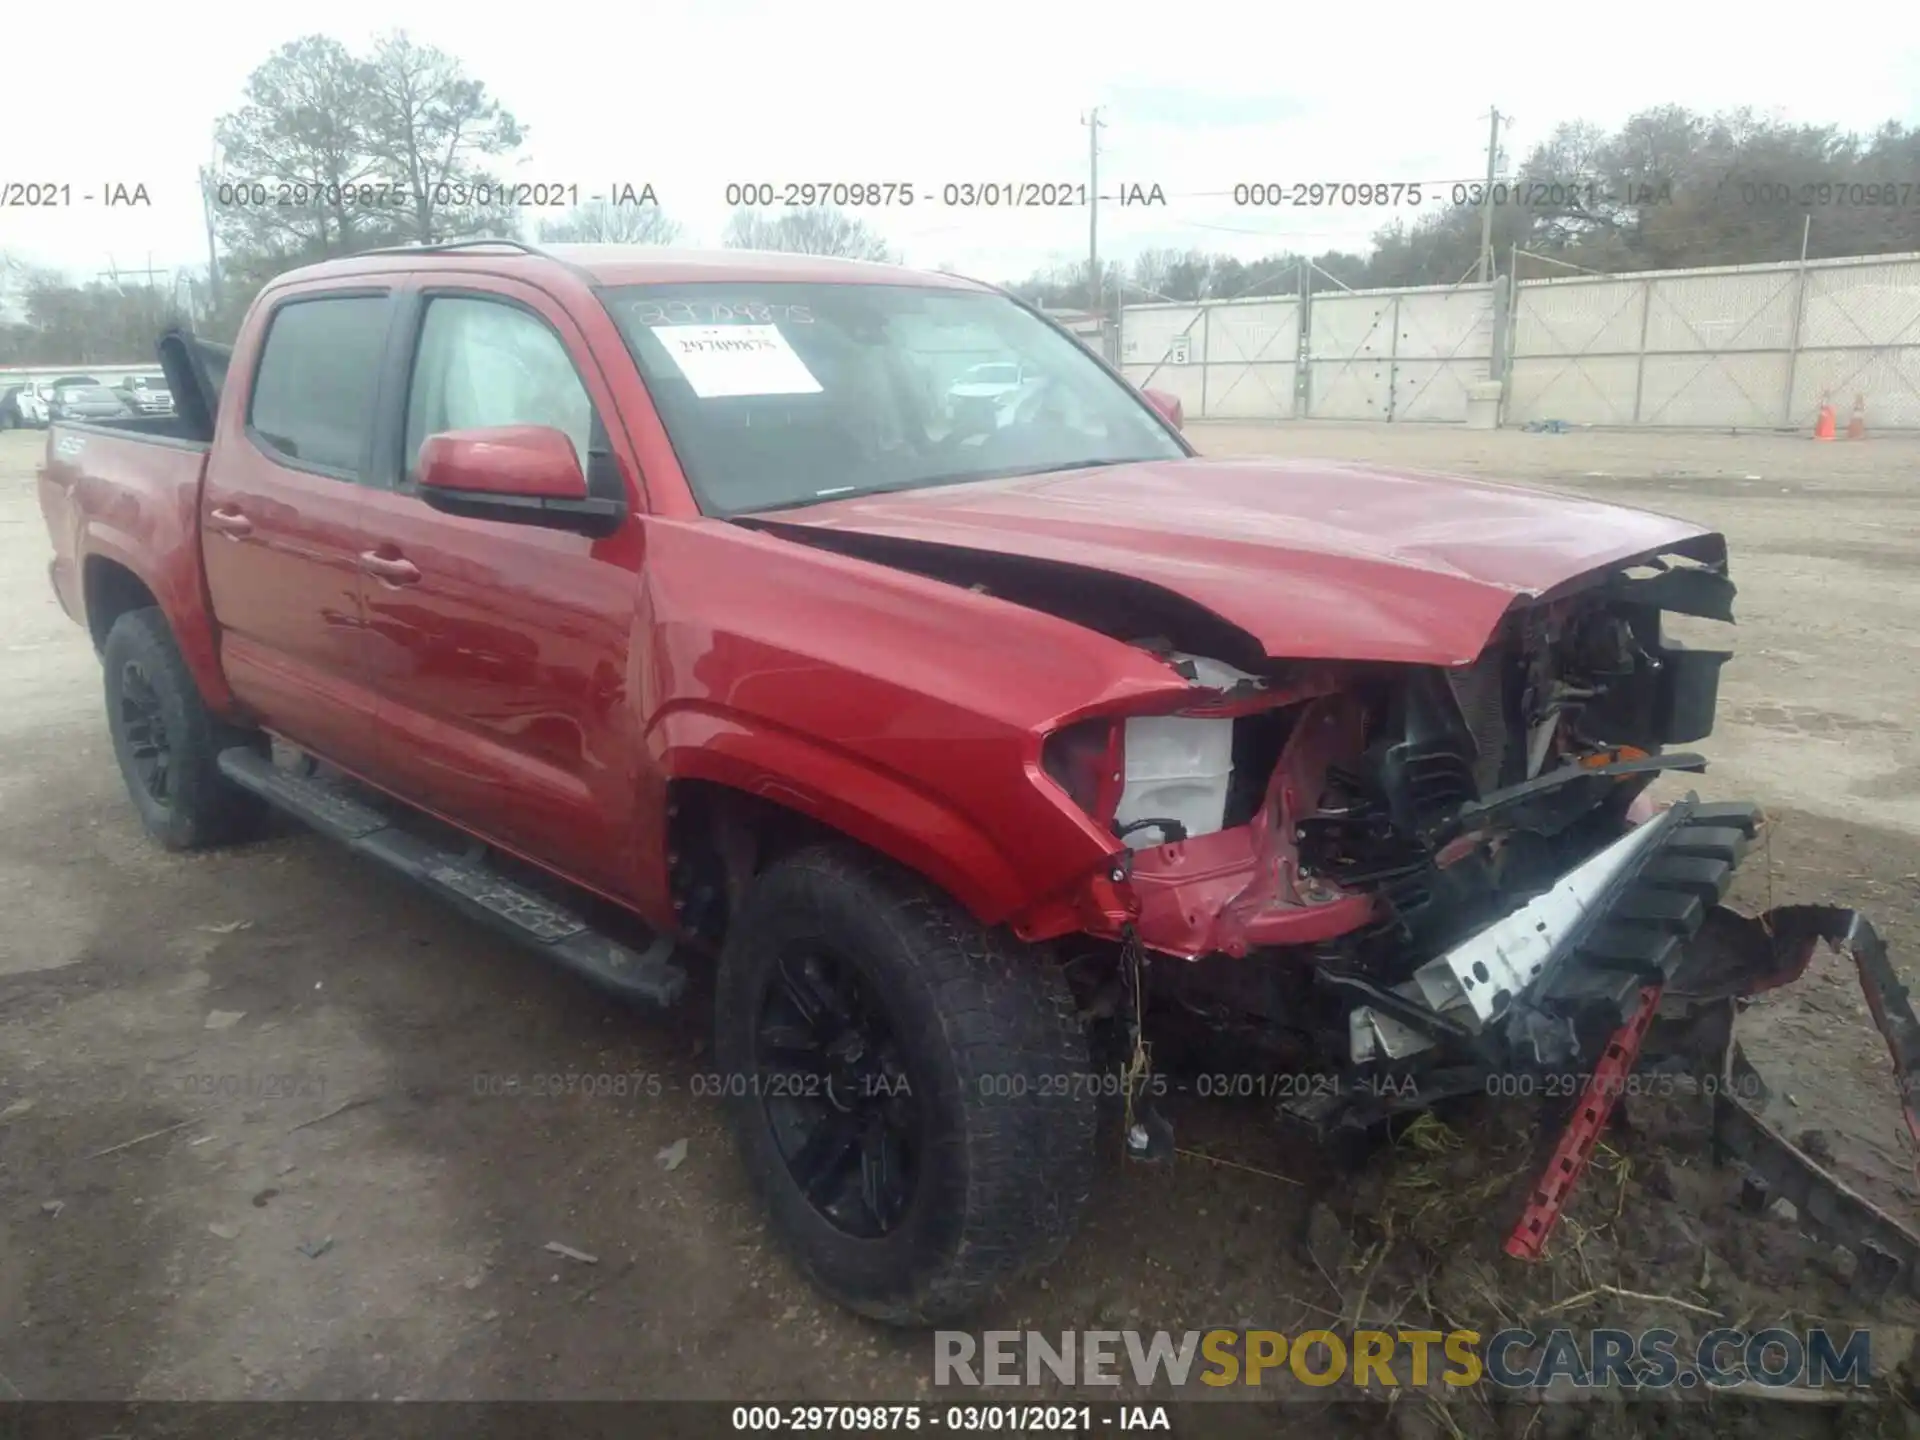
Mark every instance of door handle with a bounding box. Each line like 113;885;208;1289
207;506;253;539
359;550;421;586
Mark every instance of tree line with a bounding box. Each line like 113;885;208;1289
5;33;1919;364
1011;109;1920;311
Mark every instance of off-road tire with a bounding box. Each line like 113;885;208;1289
715;844;1097;1325
102;607;266;851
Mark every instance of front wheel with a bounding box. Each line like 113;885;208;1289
715;845;1097;1325
102;608;266;851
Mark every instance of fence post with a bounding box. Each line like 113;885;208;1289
1629;278;1654;425
1490;273;1510;388
1297;260;1311;418
1505;246;1521;414
1387;294;1402;422
1780;214;1812;429
1199;304;1210;420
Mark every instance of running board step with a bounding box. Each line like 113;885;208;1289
216;747;686;1007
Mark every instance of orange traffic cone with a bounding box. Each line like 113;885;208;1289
1846;394;1866;440
1814;398;1836;440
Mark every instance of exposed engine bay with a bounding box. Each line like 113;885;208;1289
1096;551;1738;1031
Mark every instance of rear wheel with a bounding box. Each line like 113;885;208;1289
102;608;265;851
715;845;1096;1325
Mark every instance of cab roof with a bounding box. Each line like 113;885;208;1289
276;240;993;293
549;245;988;290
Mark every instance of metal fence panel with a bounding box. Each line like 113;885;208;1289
1118;303;1206;416
1305;291;1394;419
1790;258;1920;429
1203;299;1300;419
1119;251;1920;429
1510;253;1920;429
1634;268;1799;427
1507;276;1647;425
1390;286;1495;421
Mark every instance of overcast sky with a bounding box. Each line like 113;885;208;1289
5;0;1919;289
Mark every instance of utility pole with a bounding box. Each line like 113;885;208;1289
1083;107;1107;323
199;164;222;314
1478;107;1503;284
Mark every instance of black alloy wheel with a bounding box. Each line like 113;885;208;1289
101;608;266;851
116;658;174;804
714;845;1097;1324
755;942;923;1239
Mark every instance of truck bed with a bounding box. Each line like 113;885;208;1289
63;413;205;443
37;419;211;639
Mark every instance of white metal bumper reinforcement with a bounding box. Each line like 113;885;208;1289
1349;810;1679;1064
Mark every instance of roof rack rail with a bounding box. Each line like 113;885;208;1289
350;236;550;259
345;234;597;282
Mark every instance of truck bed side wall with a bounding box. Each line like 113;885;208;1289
36;424;232;713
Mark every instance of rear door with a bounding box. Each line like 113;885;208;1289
354;275;649;896
200;285;393;767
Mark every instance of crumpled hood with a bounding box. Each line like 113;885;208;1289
758;456;1726;666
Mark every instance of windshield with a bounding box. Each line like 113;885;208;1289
602;282;1184;516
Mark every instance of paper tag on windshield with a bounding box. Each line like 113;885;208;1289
652;324;823;399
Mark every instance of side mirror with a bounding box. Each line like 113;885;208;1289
1141;387;1184;431
416;425;625;537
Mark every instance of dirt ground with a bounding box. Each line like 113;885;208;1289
4;420;1920;1431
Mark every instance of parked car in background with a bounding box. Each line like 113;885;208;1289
947;359;1025;404
115;374;174;416
48;378;103;413
47;384;132;423
945;359;1044;429
1;385;49;429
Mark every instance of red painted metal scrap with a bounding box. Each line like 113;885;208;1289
1504;984;1664;1262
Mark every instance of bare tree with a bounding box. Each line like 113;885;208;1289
1127;247;1186;301
722;206;895;261
212;36;400;260
539;201;681;245
362;31;526;244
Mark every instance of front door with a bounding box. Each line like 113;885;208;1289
200;288;393;767
356;280;649;899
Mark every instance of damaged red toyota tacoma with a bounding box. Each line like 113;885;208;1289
37;240;1920;1325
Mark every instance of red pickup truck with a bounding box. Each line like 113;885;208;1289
41;238;1871;1321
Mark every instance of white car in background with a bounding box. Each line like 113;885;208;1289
946;361;1046;429
1;384;48;429
948;361;1024;404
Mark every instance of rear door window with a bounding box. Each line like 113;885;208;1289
247;295;392;478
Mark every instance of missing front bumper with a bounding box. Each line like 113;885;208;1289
1310;798;1920;1297
1344;794;1766;1071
